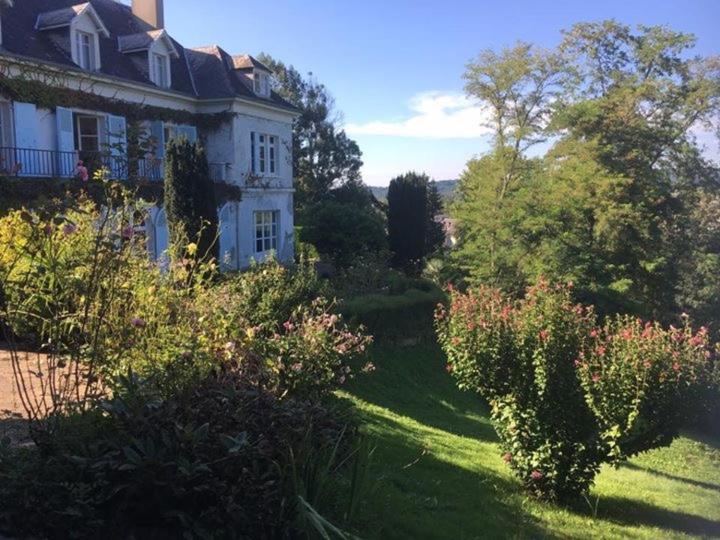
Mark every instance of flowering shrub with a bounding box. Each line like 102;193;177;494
198;260;372;400
436;280;716;502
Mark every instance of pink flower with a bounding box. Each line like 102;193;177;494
592;372;601;383
672;362;681;372
643;360;652;369
362;362;376;373
75;161;89;182
291;363;303;373
283;320;295;332
595;346;606;357
590;329;598;338
445;363;454;373
131;317;146;328
502;452;513;463
224;341;236;352
530;470;543;481
451;337;461;346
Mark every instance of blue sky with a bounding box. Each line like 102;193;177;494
162;0;720;186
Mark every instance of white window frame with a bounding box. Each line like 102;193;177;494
254;210;278;254
253;71;270;97
75;114;100;151
151;52;170;88
252;132;278;175
75;30;95;70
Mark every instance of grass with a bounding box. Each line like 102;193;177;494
335;343;720;539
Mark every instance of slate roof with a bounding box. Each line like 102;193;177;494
231;54;271;72
0;0;297;111
117;29;176;55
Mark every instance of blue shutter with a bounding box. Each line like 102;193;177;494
177;125;197;143
150;120;165;158
218;203;238;271
106;115;127;179
13;103;38;176
56;107;75;177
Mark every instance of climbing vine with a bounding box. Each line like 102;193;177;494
0;61;233;130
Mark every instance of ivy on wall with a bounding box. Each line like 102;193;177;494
0;70;233;130
0;176;242;216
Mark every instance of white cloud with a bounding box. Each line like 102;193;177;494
346;91;493;139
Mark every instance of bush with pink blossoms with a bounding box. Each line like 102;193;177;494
436;280;717;502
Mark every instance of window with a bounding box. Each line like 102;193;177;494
75;31;95;70
251;132;278;175
254;211;278;253
254;72;268;95
153;53;169;88
75;115;100;151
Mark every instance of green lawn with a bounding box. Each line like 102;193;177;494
336;343;720;539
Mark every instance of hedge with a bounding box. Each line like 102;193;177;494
341;286;446;343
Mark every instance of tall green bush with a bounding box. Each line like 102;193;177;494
436;280;717;502
164;138;218;261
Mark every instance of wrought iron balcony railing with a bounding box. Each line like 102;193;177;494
0;146;229;184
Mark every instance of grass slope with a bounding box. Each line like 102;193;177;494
337;344;720;539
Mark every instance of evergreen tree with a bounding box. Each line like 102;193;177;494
387;172;431;271
164;138;218;262
426;180;446;255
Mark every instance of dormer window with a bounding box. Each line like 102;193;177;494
36;3;109;71
118;29;178;90
253;70;270;97
76;31;95;70
152;53;169;87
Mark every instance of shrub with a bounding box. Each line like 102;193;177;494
164;138;218;261
199;258;371;400
299;200;386;267
0;370;353;538
343;285;445;343
436;280;716;502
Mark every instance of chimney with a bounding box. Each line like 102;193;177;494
132;0;164;29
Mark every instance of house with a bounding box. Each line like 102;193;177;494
0;0;299;269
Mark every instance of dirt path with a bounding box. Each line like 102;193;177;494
0;349;24;416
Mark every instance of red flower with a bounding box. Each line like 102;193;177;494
539;330;550;342
590;329;598;338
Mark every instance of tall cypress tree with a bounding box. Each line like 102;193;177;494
387;172;430;272
164;138;218;262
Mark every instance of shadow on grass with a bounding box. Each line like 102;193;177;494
338;405;546;539
598;496;720;537
621;461;720;493
348;343;498;442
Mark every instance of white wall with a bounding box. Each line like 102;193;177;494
237;189;295;267
230;113;293;188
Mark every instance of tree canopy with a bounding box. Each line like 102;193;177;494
452;21;720;325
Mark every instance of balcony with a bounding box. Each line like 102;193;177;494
0;147;229;184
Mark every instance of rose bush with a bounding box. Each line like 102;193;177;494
436;280;716;502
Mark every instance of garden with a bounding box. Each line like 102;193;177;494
1;18;720;540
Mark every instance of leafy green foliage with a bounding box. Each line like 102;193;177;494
436;280;716;501
452;23;720;324
0;371;350;538
164;138;218;262
299;182;387;267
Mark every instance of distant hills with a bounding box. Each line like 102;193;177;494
368;179;458;202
